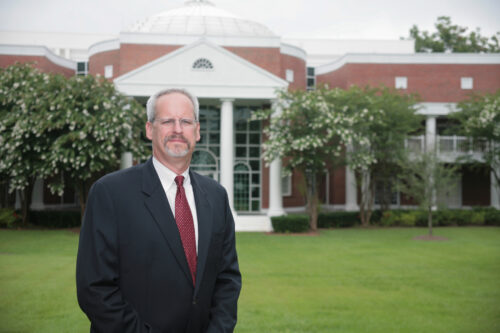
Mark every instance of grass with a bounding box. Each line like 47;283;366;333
1;227;499;332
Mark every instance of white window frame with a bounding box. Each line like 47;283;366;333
286;69;294;83
282;174;292;197
461;77;473;90
104;65;113;78
395;76;407;89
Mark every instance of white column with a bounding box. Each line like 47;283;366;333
268;101;285;216
491;169;500;209
30;178;44;210
345;145;359;211
425;116;437;209
120;152;133;169
425;116;437;153
220;99;234;209
345;166;358;211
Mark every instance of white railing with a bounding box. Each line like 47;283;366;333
437;136;486;154
404;135;424;153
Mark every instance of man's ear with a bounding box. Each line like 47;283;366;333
145;122;153;140
196;122;201;142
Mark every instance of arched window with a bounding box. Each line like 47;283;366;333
191;149;218;180
234;162;251;212
192;58;214;70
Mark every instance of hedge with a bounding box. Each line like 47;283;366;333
272;207;500;232
271;214;309;233
318;211;359;228
29;210;82;228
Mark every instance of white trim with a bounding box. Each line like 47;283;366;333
119;32;281;48
280;43;307;61
0;44;76;70
234;214;273;232
88;39;120;57
316;53;500;75
416;102;457;116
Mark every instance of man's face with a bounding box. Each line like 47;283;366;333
146;92;200;167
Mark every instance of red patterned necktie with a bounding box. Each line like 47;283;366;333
174;175;197;285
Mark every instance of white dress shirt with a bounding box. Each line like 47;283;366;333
152;157;199;253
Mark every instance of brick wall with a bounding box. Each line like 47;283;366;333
224;46;282;78
89;49;120;79
280;53;306;90
317;63;500;102
0;55;74;77
118;44;182;76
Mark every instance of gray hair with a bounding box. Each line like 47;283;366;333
146;88;199;122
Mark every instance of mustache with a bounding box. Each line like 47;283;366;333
164;135;187;143
164;135;190;147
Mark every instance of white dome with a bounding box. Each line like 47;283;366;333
125;0;277;37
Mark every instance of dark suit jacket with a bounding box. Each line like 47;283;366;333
76;158;241;333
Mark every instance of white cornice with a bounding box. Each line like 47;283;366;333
0;44;76;70
280;43;307;61
88;39;120;57
119;32;281;48
416;102;457;116
316;53;500;75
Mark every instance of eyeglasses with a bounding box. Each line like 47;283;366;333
154;118;197;129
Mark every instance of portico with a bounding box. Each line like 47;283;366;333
114;39;288;230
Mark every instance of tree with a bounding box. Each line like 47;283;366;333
350;87;422;226
450;90;500;206
397;151;458;236
407;16;500;53
0;63;149;222
253;87;375;231
0;63;55;225
41;74;149;216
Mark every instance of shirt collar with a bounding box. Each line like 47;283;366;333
152;157;190;187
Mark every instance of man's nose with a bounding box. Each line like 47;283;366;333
173;119;183;132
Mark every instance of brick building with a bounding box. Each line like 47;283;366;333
1;0;499;230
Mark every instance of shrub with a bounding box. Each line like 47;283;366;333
0;208;20;228
380;211;398;227
435;209;456;226
29;210;81;228
469;211;485;225
483;208;500;226
454;210;474;226
271;214;309;233
318;211;359;228
399;212;417;227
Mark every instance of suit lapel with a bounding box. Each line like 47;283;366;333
142;159;193;285
190;170;213;293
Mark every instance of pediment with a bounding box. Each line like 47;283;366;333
114;39;288;99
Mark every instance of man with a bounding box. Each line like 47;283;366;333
76;88;241;333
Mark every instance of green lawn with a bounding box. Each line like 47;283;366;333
1;227;499;332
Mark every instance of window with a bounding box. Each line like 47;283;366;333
192;58;214;70
461;77;473;90
234;106;262;212
395;76;407;89
76;62;88;76
286;69;294;82
307;67;315;91
104;65;113;78
282;174;292;197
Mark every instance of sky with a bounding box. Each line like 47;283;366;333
0;0;499;40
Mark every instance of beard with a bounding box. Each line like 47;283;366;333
163;135;191;157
